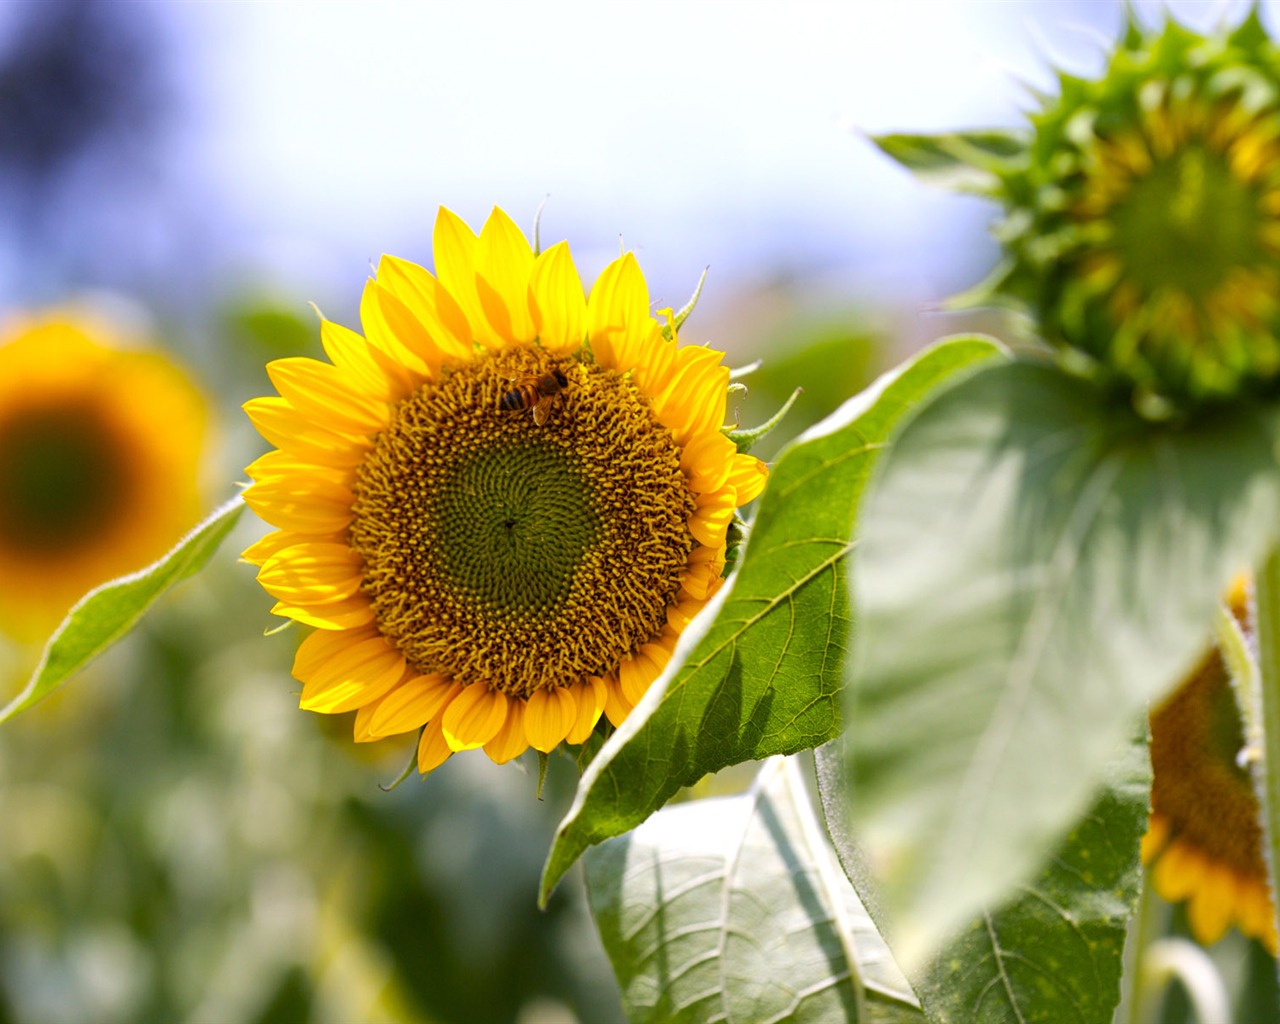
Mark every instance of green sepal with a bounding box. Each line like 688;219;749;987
870;129;1029;194
379;737;421;792
724;386;802;454
663;267;709;341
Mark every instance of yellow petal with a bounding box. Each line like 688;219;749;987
726;453;768;505
359;279;432;387
530;241;585;353
475;207;536;344
586;252;650;365
689;487;736;548
319;319;397;402
376;255;473;362
617;643;670;705
524;686;578;753
484;698;530;764
1186;862;1236;946
366;674;457;738
245;449;353;488
266;356;388;434
667;595;707;632
434;206;501;348
242;529;300;568
243;396;372;468
1140;816;1170;865
271;597;375;630
681;430;735;493
418;716;455;773
1153;841;1204;902
441;682;510;751
258;542;365;605
244;474;355;534
297;636;406;714
602;675;634;728
566;676;607;744
653;347;729;444
293;622;379;678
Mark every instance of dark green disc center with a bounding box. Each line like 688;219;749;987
0;405;126;551
434;441;598;616
1112;145;1264;297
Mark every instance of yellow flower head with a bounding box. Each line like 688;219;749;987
1143;588;1277;953
243;207;767;772
0;313;208;640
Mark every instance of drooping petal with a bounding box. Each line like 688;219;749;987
565;676;607;744
602;675;634;728
483;698;530;764
524;686;578;753
418;716;455;773
681;430;736;493
296;635;406;714
367;675;458;738
441;682;510;751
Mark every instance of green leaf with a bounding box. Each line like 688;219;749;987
817;727;1148;1024
846;360;1280;968
870;130;1028;194
0;497;245;724
541;336;1003;902
586;756;923;1024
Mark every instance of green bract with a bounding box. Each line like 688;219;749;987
878;10;1280;408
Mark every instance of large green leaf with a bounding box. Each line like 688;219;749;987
0;497;245;724
870;130;1027;194
587;756;923;1024
541;337;1002;901
816;726;1148;1024
846;360;1280;968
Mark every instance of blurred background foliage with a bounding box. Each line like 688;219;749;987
0;0;1255;1022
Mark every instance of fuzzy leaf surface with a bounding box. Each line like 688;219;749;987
817;727;1148;1024
542;337;1002;901
0;497;245;723
587;757;922;1024
846;360;1280;967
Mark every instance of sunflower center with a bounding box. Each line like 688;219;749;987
1111;144;1263;298
349;346;696;698
1149;650;1264;878
0;404;128;553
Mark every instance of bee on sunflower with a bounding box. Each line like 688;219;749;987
243;207;766;773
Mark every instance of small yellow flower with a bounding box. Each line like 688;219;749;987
1143;589;1277;953
0;313;208;640
243;207;766;772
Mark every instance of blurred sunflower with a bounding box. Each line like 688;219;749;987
244;207;766;773
1142;588;1277;953
893;11;1280;408
0;313;207;640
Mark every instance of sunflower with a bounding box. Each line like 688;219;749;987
890;11;1280;407
0;312;207;640
243;207;767;773
1142;589;1277;953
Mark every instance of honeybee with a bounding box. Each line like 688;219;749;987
498;367;570;426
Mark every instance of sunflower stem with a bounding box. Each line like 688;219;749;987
1251;544;1280;982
